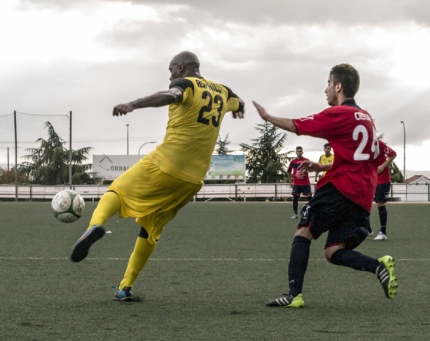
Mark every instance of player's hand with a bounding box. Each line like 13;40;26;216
232;98;245;119
232;109;245;119
252;101;270;120
298;160;321;173
377;165;384;174
113;103;134;116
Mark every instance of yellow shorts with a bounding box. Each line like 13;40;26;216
108;157;202;244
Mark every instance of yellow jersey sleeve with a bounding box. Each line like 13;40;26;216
147;77;241;184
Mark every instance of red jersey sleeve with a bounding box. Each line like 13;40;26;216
377;141;397;184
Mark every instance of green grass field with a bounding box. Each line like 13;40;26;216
1;202;430;341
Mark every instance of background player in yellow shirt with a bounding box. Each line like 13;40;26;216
70;51;245;301
314;143;334;182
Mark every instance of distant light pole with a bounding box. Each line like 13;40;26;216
138;141;157;155
400;121;406;181
126;124;129;155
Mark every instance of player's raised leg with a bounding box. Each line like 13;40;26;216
70;190;120;262
329;247;397;298
377;255;397;298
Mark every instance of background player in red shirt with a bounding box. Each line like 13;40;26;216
287;146;312;219
370;141;397;240
253;63;397;308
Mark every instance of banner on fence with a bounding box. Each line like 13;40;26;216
93;154;246;181
205;155;246;181
93;155;142;180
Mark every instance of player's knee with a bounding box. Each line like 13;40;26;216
346;227;368;249
378;205;387;212
324;249;332;262
295;227;313;240
325;246;343;263
139;226;149;239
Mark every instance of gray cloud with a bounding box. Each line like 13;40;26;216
3;0;430;172
22;0;430;26
98;20;189;53
17;0;95;10
107;0;430;26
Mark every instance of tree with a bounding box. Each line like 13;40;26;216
240;121;292;183
389;161;404;183
0;167;29;184
19;121;94;185
215;134;232;155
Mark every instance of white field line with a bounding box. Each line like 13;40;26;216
0;257;429;261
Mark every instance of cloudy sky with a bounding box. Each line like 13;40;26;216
1;0;430;177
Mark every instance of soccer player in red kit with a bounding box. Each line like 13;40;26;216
253;64;397;307
287;146;312;219
371;141;397;240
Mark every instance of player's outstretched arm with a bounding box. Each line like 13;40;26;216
298;161;332;173
377;154;396;174
232;98;245;119
252;101;297;133
113;87;183;116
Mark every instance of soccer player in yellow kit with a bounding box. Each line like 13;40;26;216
314;143;334;182
70;51;245;301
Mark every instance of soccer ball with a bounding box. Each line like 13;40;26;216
51;189;85;223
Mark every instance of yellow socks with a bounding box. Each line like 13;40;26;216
88;191;120;229
119;236;157;289
89;191;157;289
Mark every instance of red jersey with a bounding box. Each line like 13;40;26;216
293;100;379;213
287;157;311;185
377;141;396;184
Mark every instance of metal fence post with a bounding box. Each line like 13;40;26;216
14;111;17;202
406;183;408;202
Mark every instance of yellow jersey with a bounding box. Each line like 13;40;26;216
318;153;334;176
147;77;241;184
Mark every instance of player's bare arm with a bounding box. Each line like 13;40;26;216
232;98;245;119
252;101;297;133
113;87;184;116
298;160;332;173
377;154;396;174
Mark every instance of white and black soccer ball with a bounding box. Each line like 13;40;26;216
51;189;85;223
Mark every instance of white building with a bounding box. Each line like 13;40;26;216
405;175;430;202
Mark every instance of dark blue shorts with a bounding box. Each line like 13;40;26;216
374;182;390;203
298;183;370;249
292;185;312;196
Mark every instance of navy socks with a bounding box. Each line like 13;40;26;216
288;236;311;296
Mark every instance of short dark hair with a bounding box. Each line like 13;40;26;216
330;64;360;98
324;143;330;148
296;146;303;151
